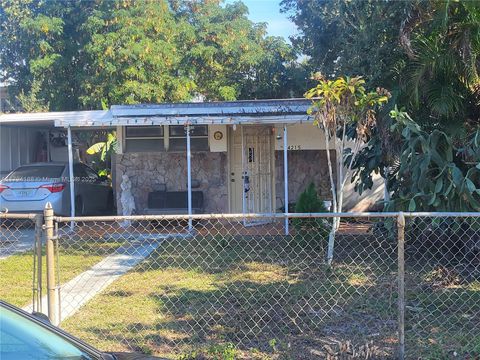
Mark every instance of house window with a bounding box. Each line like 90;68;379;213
125;126;164;153
168;125;209;152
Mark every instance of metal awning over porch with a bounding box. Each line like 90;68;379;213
52;99;313;128
0;99;311;234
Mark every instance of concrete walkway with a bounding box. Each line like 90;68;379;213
24;232;191;323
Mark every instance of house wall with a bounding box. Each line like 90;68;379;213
113;123;384;214
274;123;326;151
275;150;336;210
114;152;229;214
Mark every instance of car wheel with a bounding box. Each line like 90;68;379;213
75;196;84;216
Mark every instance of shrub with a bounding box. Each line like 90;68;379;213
293;183;330;245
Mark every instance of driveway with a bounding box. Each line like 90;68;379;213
0;227;36;260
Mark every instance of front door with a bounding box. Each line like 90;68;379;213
229;125;275;215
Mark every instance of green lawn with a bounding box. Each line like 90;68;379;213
3;229;478;359
405;270;480;358
0;240;123;308
61;234;399;359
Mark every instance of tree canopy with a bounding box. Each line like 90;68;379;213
0;0;306;111
282;0;480;132
284;0;480;211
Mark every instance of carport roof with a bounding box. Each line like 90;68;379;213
0;99;313;128
0;110;112;128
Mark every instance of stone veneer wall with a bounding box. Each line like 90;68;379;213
275;150;336;210
114;152;228;214
114;149;334;214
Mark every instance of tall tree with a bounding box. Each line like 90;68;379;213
0;0;96;111
286;0;480;209
399;1;480;134
1;0;306;111
281;0;408;89
172;0;305;100
80;0;195;107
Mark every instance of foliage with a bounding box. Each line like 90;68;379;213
306;74;389;263
293;182;329;240
399;1;480;133
305;75;389;212
285;0;480;208
0;0;97;110
1;0;305;111
16;78;49;112
281;0;408;89
386;108;480;212
283;0;480;132
86;132;117;177
80;0;194;106
294;182;326;213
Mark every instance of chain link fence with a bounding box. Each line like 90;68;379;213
404;215;480;359
0;212;43;312
1;211;479;359
50;214;399;359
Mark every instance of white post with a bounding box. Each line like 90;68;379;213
67;126;75;228
283;125;289;235
186;124;192;231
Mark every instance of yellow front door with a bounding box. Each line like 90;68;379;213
229;125;275;214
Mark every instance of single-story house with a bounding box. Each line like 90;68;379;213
0;99;385;218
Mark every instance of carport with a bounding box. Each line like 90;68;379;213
0;111;114;220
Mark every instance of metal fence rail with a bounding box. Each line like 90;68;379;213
1;210;479;359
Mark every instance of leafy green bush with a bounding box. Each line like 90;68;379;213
293;183;330;244
386;109;480;212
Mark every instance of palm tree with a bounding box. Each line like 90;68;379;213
400;1;480;135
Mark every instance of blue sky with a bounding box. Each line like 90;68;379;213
224;0;298;41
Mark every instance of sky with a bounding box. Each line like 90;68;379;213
224;0;298;41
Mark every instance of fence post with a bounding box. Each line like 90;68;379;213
397;211;406;360
34;214;43;313
44;202;58;326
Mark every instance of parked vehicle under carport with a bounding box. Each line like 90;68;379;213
0;162;113;216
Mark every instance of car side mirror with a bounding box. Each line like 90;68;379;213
32;312;51;325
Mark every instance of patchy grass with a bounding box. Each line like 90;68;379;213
0;241;123;307
62;234;399;359
405;269;480;359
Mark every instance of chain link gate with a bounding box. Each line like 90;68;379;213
0;212;43;313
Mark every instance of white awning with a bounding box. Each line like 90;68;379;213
0;99;313;128
0;110;113;128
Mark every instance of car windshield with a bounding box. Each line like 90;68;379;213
0;306;93;360
4;165;65;182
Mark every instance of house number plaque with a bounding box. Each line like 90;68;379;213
213;131;223;140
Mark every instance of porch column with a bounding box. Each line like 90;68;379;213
283;125;289;235
186;124;193;230
67;126;75;226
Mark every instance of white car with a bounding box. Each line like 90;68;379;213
0;162;113;216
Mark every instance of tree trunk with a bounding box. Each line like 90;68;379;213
384;166;390;202
322;122;337;266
